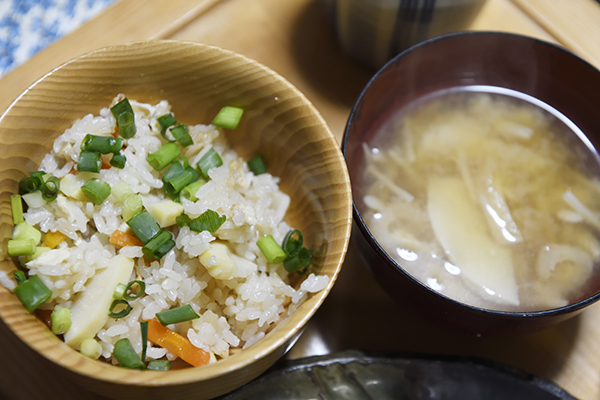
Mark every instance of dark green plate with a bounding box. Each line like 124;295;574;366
221;350;576;400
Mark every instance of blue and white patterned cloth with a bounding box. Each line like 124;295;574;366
0;0;117;78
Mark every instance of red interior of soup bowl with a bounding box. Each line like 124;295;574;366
342;31;600;335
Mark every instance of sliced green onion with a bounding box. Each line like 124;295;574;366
247;155;267;175
18;174;43;195
147;359;170;371
156;304;200;326
11;195;24;224
51;307;72;335
110;153;127;169
13;274;52;313
169;124;193;147
147;142;181;171
212;106;244;129
180;180;205;202
14;270;27;285
177;156;189;169
111;98;137;139
127;211;161;244
163;167;198;199
80;338;103;359
113;282;127;300
283;247;312;273
188;209;226;234
108;299;132;319
142;230;175;260
196;148;223;180
41;175;60;202
81;134;124;154
140;320;148;363
123;280;145;301
157;114;178;140
123;194;143;222
81;178;111;205
13;222;42;244
176;214;192;228
257;235;288;264
77;151;102;173
282;229;303;258
7;239;37;256
111;181;135;202
113;338;145;369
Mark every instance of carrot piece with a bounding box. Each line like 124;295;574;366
109;230;144;248
42;231;67;249
145;319;210;367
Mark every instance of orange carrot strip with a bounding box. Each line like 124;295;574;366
42;231;67;249
145;319;210;367
109;230;144;248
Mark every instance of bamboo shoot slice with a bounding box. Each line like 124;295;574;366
64;255;134;350
427;177;520;306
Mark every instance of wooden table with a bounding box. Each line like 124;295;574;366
1;0;600;399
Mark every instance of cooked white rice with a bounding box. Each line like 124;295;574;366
13;95;329;365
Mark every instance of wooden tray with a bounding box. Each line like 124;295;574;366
1;0;600;398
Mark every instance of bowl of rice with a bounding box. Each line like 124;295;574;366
0;40;352;399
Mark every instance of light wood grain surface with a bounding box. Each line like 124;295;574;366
1;0;600;399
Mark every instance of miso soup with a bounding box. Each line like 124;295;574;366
360;87;600;311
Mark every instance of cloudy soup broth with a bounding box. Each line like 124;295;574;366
360;87;600;311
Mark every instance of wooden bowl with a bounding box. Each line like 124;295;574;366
0;40;352;399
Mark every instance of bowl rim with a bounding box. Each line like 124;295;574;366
0;39;353;387
341;30;600;318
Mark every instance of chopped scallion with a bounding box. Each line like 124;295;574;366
155;304;199;325
163;166;197;199
7;239;37;256
14;270;27;285
11;195;24;224
50;307;72;335
247;155;267;175
142;230;175;260
81;178;111;205
123;280;145;301
81;134;124;154
212;106;244;130
283;247;312;273
257;235;288;264
123;194;143;222
147;142;181;171
108;299;132;319
157;114;177;140
169;124;193;147
77;151;102;173
127;211;161;244
13;221;41;244
111;98;137;139
282;229;303;258
196;148;223;180
18;173;43;195
113;283;127;300
110;152;127;169
113;338;145;369
176;213;192;228
41;175;60;202
111;181;134;202
180;180;205;202
13;274;52;313
147;360;170;371
188;209;226;234
80;338;102;359
140;320;148;363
